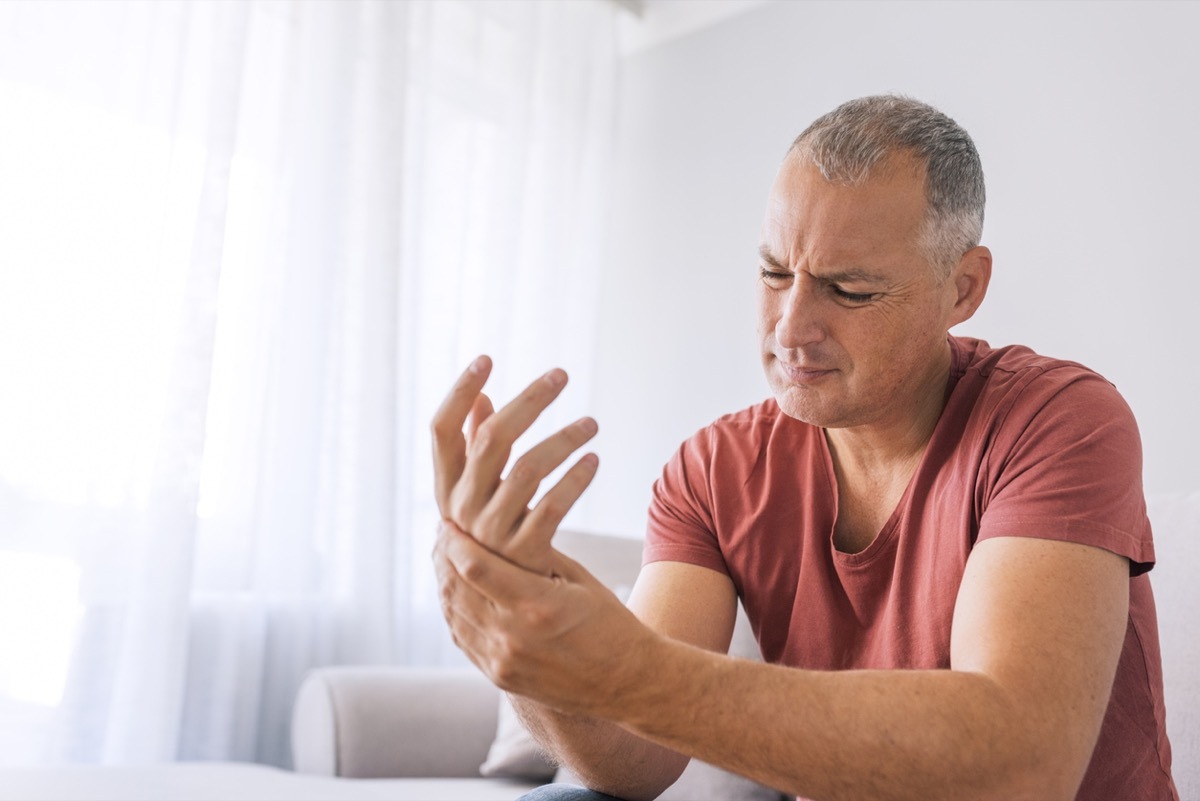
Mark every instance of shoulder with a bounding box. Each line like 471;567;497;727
949;339;1153;572
952;335;1111;387
656;397;821;494
708;396;788;432
692;396;812;445
949;336;1135;431
669;397;822;474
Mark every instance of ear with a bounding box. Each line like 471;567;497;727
947;246;992;327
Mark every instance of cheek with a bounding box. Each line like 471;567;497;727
856;315;939;380
835;312;910;373
755;291;774;338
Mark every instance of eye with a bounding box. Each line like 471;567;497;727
832;286;877;304
759;267;792;287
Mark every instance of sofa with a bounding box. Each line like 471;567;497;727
289;529;787;801
1;493;1196;801
290;495;1200;800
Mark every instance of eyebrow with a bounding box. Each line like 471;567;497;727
757;244;889;285
758;245;786;270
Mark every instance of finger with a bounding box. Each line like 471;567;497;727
506;453;600;572
474;417;599;549
466;393;495;447
453;368;569;517
440;595;524;694
434;522;498;633
435;522;547;689
438;585;495;673
443;521;555;607
432;356;493;516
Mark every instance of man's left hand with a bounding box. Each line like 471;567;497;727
433;519;658;716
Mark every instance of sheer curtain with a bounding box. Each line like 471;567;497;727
0;0;616;768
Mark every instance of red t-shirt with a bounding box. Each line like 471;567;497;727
645;337;1176;800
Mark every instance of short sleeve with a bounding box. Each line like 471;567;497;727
978;368;1154;575
644;427;731;577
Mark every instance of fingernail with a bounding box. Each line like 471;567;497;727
581;453;599;469
544;368;567;387
469;356;489;374
577;417;598;436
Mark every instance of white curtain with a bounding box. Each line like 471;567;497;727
0;0;617;768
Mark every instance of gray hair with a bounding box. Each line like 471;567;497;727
790;95;985;280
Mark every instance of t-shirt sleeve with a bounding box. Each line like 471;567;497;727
643;427;732;577
977;368;1155;575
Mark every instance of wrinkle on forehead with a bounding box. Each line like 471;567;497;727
761;153;929;274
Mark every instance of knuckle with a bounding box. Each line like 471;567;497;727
489;661;514;689
521;381;551;404
515;601;553;631
469;423;502;455
458;553;487;584
447;493;474;528
567;424;593;447
521;506;551;535
489;643;523;688
430;417;456;443
533;496;568;525
506;457;539;486
470;512;504;549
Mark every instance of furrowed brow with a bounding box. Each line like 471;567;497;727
759;244;888;285
757;245;787;270
819;268;889;286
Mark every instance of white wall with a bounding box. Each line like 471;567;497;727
578;0;1200;537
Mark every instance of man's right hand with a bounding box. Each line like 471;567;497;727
429;357;734;801
430;355;599;574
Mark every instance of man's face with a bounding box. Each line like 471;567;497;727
757;152;961;431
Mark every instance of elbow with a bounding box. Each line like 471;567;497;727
562;755;689;801
949;678;1099;801
998;752;1088;801
588;782;671;801
967;731;1091;801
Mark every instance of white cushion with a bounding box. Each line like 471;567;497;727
479;694;556;781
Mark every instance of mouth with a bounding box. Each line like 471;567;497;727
776;360;837;384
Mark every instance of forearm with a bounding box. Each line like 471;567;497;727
511;693;688;801
615;639;1078;801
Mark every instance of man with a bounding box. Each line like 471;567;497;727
431;96;1177;801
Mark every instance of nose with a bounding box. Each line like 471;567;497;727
774;274;827;349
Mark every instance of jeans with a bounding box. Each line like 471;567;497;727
517;784;630;801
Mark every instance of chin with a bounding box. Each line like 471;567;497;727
772;386;832;427
772;380;873;429
765;362;837;422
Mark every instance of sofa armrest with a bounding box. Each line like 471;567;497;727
291;666;500;779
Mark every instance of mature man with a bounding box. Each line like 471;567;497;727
431;96;1177;801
